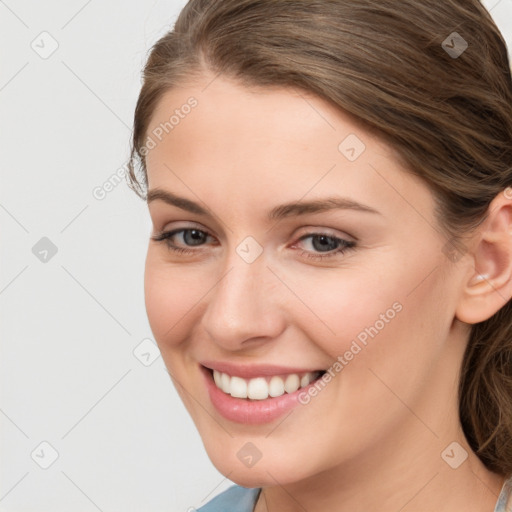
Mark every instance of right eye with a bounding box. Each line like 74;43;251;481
151;228;216;254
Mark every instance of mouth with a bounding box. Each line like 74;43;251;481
200;363;328;424
210;368;326;400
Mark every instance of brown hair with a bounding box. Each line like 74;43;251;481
127;0;512;475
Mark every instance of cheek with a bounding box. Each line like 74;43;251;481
144;252;209;348
285;254;450;371
278;264;404;357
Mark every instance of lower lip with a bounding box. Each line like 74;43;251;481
201;366;320;425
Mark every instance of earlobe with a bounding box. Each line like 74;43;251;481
455;191;512;325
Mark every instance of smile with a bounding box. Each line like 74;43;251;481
213;369;323;400
201;364;328;424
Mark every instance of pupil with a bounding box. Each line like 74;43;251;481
312;235;338;252
185;230;205;245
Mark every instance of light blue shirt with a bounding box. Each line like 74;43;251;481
197;476;512;511
197;486;260;512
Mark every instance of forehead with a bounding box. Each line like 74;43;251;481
146;76;343;161
144;75;436;228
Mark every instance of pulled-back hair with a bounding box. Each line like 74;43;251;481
127;0;512;475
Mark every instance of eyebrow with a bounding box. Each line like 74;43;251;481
146;188;381;221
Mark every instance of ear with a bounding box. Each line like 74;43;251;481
455;189;512;324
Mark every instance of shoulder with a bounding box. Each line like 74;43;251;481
196;485;261;512
494;475;512;512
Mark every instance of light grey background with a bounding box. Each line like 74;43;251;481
1;1;511;511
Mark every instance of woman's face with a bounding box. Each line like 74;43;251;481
144;74;467;486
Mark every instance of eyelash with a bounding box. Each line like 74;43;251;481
151;228;356;260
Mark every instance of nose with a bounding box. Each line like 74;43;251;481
200;250;286;351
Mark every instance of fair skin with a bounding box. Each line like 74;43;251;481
144;73;511;512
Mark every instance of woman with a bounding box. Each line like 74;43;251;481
127;1;512;510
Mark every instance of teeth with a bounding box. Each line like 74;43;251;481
247;377;268;400
268;376;285;397
212;369;320;400
284;374;300;393
221;372;231;394
213;370;222;388
230;376;247;398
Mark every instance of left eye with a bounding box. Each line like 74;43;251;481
296;233;346;252
293;233;356;260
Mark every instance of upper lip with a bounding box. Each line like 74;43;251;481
201;361;325;378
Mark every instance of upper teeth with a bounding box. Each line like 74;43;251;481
213;370;321;400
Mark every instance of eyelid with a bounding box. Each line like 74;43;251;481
156;220;352;237
293;225;357;243
156;219;212;233
151;226;216;244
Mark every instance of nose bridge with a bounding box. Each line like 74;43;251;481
218;259;260;313
201;245;285;347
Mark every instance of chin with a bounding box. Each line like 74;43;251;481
203;439;316;489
